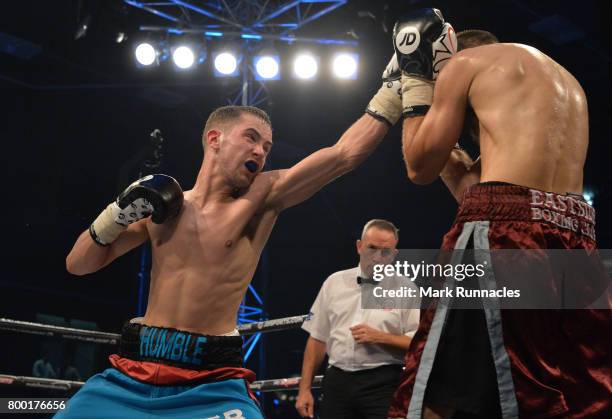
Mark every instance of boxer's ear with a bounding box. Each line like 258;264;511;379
206;129;222;151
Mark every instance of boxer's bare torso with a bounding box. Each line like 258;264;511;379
405;43;588;195
143;177;278;335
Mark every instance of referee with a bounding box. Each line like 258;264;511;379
295;219;419;419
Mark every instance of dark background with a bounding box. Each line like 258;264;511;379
0;0;610;416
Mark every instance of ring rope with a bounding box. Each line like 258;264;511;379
0;314;310;345
0;318;119;345
0;374;323;393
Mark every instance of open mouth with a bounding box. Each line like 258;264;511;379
245;160;259;173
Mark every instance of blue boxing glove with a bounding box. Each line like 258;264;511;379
393;8;456;117
89;174;183;246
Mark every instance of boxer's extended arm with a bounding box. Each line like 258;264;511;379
265;114;388;210
402;54;474;184
440;149;481;202
66;220;149;276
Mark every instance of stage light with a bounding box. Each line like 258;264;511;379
172;45;195;69
293;53;318;79
214;51;239;77
254;55;280;80
583;190;594;206
332;53;358;79
170;40;207;69
135;42;157;66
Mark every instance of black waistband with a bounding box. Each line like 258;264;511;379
328;364;403;375
119;322;244;370
478;181;513;186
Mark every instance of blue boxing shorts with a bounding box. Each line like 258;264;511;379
54;322;264;418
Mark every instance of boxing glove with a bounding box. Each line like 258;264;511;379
365;53;402;126
89;174;183;246
393;8;456;117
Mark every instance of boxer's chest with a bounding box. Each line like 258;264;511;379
149;198;260;263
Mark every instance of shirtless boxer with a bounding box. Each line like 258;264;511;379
60;54;405;418
380;8;612;419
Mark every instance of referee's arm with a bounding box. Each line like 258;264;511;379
298;336;326;392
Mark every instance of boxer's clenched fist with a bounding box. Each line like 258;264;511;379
89;174;183;246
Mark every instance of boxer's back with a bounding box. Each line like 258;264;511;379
467;43;588;194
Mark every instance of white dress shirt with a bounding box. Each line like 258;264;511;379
302;266;420;372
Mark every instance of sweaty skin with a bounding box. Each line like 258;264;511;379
402;43;589;197
66;113;388;335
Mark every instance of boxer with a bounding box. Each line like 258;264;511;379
384;8;612;419
61;65;405;418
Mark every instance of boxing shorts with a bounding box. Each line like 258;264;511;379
389;182;612;419
54;322;264;418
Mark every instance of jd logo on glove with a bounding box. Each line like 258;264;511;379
395;27;421;55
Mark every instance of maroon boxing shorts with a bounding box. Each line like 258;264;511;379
389;182;612;419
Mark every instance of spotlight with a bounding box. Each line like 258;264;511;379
332;53;358;79
583;189;594;206
254;54;280;80
213;51;239;77
293;53;318;80
171;41;206;69
172;45;195;69
135;42;157;66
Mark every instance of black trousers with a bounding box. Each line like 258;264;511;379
321;364;402;419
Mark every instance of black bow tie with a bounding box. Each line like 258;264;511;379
357;276;377;285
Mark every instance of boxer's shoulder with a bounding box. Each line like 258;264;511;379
460;43;551;71
440;44;527;87
443;46;490;72
254;169;282;187
243;169;284;208
145;190;194;237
